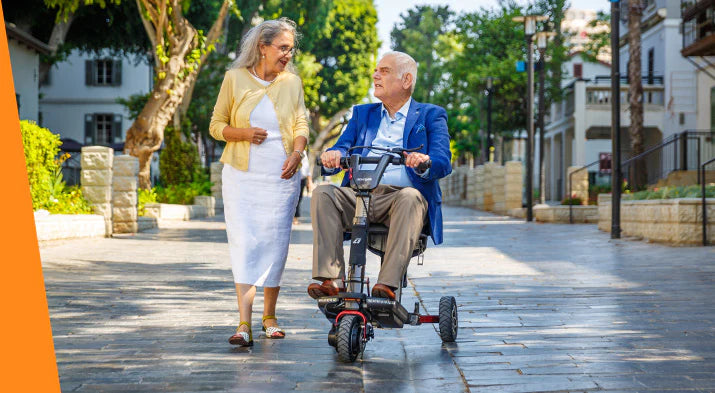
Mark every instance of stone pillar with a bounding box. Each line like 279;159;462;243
492;165;506;214
80;146;113;235
466;167;477;207
483;162;495;212
567;166;589;205
475;165;485;210
505;161;524;211
210;161;224;214
112;155;139;233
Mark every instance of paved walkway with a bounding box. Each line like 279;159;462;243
40;201;715;392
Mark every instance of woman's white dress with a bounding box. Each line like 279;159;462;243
222;75;300;287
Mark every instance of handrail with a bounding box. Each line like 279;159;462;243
702;157;715;246
568;159;601;224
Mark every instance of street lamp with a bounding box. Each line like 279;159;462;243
610;0;622;239
534;31;556;205
485;76;495;162
513;14;547;222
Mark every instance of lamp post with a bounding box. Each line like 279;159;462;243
486;76;494;162
513;14;547;222
534;31;556;205
610;0;622;239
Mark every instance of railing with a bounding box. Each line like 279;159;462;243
702;157;715;246
585;86;665;106
619;131;713;188
592;75;664;85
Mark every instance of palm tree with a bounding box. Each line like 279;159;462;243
627;0;646;188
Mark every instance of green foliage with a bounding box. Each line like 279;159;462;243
307;0;379;126
21;120;62;209
154;180;212;205
623;185;715;200
116;93;150;120
580;11;610;64
561;195;583;205
137;187;157;216
45;185;94;214
159;124;202;187
20;120;92;213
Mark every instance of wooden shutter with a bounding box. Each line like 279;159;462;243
573;63;583;79
85;60;94;86
113;114;123;143
113;60;122;86
84;114;95;145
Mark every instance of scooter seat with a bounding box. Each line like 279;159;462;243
364;223;429;258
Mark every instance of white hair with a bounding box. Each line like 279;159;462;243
381;51;418;94
231;17;299;73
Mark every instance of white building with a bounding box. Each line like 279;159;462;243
681;0;715;131
542;2;698;201
39;49;153;147
6;23;50;122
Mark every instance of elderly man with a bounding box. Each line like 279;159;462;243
307;51;452;300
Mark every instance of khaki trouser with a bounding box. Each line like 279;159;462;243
311;184;428;288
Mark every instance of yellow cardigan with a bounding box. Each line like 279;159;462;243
209;67;310;171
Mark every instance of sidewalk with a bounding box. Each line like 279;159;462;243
40;201;715;392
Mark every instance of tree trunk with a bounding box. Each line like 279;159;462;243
310;108;350;153
125;0;231;189
627;1;646;189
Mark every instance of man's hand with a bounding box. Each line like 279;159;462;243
403;152;430;170
320;150;343;169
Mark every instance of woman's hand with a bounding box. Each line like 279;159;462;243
245;127;268;145
222;126;267;144
281;151;301;179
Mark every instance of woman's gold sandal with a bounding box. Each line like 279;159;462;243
262;315;285;339
229;321;253;346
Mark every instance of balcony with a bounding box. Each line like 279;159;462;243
681;0;715;56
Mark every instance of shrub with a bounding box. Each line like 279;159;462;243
623;185;715;200
137;188;158;216
21;120;61;209
154;180;212;205
561;195;583;205
159;124;202;186
45;185;93;214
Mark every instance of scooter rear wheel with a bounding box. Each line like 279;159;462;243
439;296;458;342
336;315;363;362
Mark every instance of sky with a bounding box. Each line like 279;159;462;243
374;0;608;55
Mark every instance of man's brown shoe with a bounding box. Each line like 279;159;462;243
371;284;396;300
307;279;341;299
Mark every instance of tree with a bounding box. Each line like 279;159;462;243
390;5;454;103
307;0;379;153
626;0;646;188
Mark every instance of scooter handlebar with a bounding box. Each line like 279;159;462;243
316;155;432;171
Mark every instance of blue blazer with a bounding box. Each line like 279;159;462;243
325;99;452;245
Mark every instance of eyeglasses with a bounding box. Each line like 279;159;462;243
271;44;296;56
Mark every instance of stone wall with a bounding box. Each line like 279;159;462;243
112;155;139;233
566;166;588;204
80;146;113;235
442;161;524;217
210;162;224;214
598;195;715;245
35;213;106;242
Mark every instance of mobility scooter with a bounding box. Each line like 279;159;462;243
315;145;458;363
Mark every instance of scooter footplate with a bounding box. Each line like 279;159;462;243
365;297;409;328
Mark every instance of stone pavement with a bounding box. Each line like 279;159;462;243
40;201;715;392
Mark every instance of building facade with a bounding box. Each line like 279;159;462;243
6;23;50;122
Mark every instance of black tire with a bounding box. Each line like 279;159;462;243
439;296;458;342
336;315;363;363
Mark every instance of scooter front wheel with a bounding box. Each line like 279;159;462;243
336;315;363;362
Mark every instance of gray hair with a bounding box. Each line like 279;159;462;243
231;17;299;72
382;51;418;94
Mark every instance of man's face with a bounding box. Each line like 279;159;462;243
373;55;408;101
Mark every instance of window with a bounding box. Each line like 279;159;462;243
85;59;122;86
647;48;654;84
84;113;123;146
573;63;583;79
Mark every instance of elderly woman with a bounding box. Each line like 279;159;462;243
209;17;308;347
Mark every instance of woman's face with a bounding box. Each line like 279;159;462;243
260;31;295;75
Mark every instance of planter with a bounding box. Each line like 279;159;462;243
34;212;107;242
533;204;599;223
143;197;215;221
598;194;715;245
